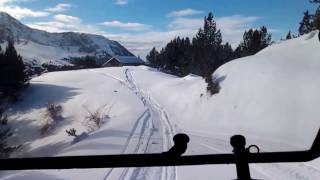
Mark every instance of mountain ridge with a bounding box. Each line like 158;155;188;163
0;12;133;67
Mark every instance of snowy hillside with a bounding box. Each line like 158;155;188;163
1;31;320;179
0;12;133;66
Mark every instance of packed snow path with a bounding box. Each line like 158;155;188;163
95;68;177;180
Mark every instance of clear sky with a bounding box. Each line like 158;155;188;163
0;0;318;57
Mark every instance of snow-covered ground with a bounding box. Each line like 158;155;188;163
1;31;320;179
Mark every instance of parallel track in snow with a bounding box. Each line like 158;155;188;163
124;68;177;180
92;68;177;180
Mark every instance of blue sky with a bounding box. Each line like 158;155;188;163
0;0;317;57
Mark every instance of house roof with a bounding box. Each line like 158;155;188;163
107;56;145;64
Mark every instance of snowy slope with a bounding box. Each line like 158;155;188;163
1;31;320;180
0;12;133;66
132;31;320;151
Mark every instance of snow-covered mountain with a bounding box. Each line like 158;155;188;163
1;31;320;179
0;12;133;66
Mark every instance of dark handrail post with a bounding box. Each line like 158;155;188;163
231;135;252;180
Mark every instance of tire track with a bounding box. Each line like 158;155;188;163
94;68;170;180
124;68;177;180
103;110;151;180
89;69;157;180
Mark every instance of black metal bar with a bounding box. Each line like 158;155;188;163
0;129;319;179
0;153;235;170
231;135;252;180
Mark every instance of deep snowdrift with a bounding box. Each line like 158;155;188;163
132;31;320;151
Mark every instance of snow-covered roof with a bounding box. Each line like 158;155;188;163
108;56;145;64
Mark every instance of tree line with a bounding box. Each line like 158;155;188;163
146;12;272;77
298;0;320;36
147;1;320;78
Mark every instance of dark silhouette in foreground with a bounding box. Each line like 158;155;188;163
1;129;320;180
163;133;190;156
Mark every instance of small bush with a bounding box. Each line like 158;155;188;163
46;103;63;121
41;102;63;135
84;105;111;132
40;120;54;135
66;128;78;137
0;109;8;125
0;127;21;158
205;75;221;95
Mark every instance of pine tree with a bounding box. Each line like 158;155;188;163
235;26;272;58
146;47;159;66
0;40;28;96
220;43;234;64
299;11;313;35
192;12;223;76
146;12;234;77
286;31;293;40
314;8;320;30
310;0;320;4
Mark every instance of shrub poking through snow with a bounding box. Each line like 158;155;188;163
41;102;63;135
46;103;63;121
0;109;8;125
0;119;21;158
84;105;112;132
40;121;53;135
66;128;78;137
66;128;89;144
0;128;13;158
205;75;221;95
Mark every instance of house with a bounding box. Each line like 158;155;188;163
102;56;145;67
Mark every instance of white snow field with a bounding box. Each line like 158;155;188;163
1;31;320;179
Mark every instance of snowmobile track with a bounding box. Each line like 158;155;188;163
95;68;177;180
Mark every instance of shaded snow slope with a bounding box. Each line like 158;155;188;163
6;68;145;157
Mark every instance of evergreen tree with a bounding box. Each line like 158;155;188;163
146;12;235;77
310;0;320;4
0;41;28;96
314;8;320;30
146;47;159;66
192;12;223;76
69;56;98;68
154;37;192;76
235;26;272;58
299;11;313;35
220;43;234;64
308;0;320;30
286;31;293;40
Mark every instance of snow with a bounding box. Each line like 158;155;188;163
0;12;133;66
1;31;320;179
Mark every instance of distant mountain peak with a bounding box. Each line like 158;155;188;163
0;12;25;26
0;12;11;18
0;12;134;67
